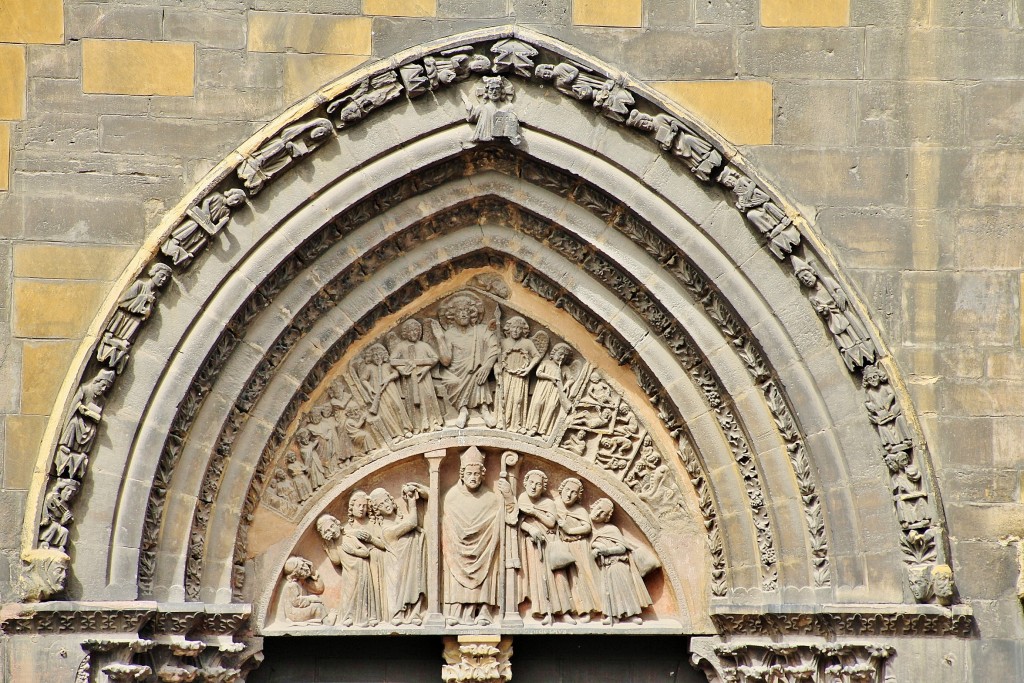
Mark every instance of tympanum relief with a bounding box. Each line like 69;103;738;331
265;447;673;632
260;282;684;526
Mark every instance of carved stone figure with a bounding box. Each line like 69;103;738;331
862;364;914;454
629;444;685;517
525;343;574;436
389;319;444;433
746;200;800;259
932;564;954;606
278;556;331;624
792;256;876;371
592;83;634;123
516;470;574;624
285;452;313;502
490;39;538;77
55;368;116;479
96;263;172;373
625;110;722;180
20;547;70;602
718;167;770;212
588;498;652;624
885;451;931;530
343;403;376;452
908;565;932;602
268;470;298;516
442;447;516;625
39;478;79;550
327;72;403;128
339;490;388;626
495;316;541;433
400;49;490;97
369;484;429;625
595;435;633;473
161;189;246;267
554;478;602;620
430;293;500;428
358;344;415;439
462;76;522;146
237;118;333;194
295;428;326;491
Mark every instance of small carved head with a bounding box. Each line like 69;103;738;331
400;319;422;341
21;548;70;602
503;316;530;339
149;262;173;287
295;428;311;445
89;368;117;395
316;514;342;541
459;447;487;491
558;477;583;505
369;488;396;516
908;565;933;601
53;478;79;503
523;470;548;498
589;497;614;523
932;564;954;605
366;344;390;365
348;491;369;519
861;363;888;389
790;256;817;289
440;292;484;328
550;343;572;363
534;63;554;80
283;555;312;580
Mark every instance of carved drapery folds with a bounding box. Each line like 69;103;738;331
265;445;671;632
31;28;950;618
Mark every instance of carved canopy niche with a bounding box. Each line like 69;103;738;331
20;31;965;674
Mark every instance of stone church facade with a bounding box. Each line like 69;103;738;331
0;2;1019;681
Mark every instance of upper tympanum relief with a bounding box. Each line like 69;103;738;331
252;274;695;633
260;275;685;526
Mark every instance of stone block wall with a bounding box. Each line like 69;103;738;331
0;0;1022;677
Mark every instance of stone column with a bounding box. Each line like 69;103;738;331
423;448;447;627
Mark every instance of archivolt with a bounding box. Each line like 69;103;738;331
23;27;948;615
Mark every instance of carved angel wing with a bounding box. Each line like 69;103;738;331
531;330;550;358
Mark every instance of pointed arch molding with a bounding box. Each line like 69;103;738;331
21;27;958;628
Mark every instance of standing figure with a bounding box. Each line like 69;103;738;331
589;498;652;625
462;76;522;146
308;406;344;467
526;343;574;436
495;317;541;432
336;491;386;626
554;478;602;620
390;319;444;432
285;453;314;502
441;447;517;626
162;189;246;267
358;344;414;439
278;556;331;624
369;483;430;625
862;364;914;454
96;263;173;373
295;428;327;491
55;369;116;479
429;293;500;428
516;470;574;625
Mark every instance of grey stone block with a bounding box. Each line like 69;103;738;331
307;0;361;13
955;208;1024;270
775;81;857;147
864;28;965;81
164;9;247;49
511;0;570;24
29;78;150;117
902;271;1017;347
99;115;256;160
439;0;510;19
966;82;1024;144
622;28;736;79
26;43;82;80
859;81;964;147
66;3;164;40
695;0;754;25
647;0;695;28
197;49;284;89
20;193;149;243
370;17;440;58
739;28;863;80
930;0;1013;27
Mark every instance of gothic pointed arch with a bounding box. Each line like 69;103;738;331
14;25;970;682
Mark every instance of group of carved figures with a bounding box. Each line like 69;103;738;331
264;289;685;523
278;448;661;628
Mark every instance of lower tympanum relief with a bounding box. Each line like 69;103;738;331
264;446;672;633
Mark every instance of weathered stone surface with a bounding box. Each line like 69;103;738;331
283;53;368;103
902;272;1018;347
652;80;772;145
66;3;163;40
624;29;736;79
20;340;78;416
163;8;247;49
739;28;862;79
0;0;63;44
966;82;1024;144
860;81;964;146
99;115;254;159
572;0;642;27
82;39;195;96
0;124;9;191
761;0;849;26
365;0;438;16
248;12;372;54
775;81;856;146
14;243;135;280
438;0;509;18
694;0;753;25
4;415;44;489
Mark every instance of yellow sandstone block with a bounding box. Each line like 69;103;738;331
0;0;64;44
14;243;135;280
0;123;9;191
762;0;849;27
13;279;112;338
363;0;436;17
573;0;642;27
283;54;368;103
83;40;195;96
248;13;372;55
0;45;26;120
21;340;78;415
651;80;773;146
5;415;48;489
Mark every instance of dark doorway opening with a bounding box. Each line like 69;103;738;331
250;635;700;682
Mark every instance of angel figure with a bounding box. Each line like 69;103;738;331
526;343;575;437
389;319;444;432
495;317;542;433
